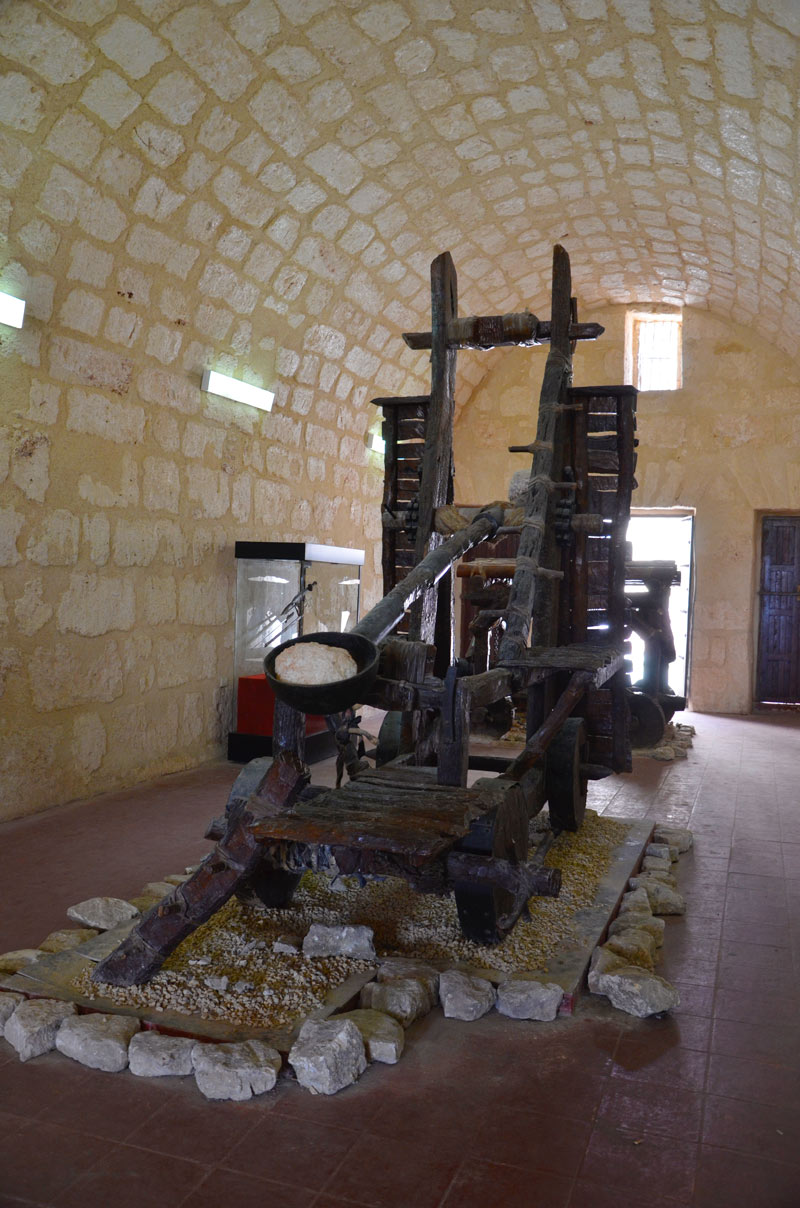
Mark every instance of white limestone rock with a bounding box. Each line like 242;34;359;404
39;927;99;953
0;991;25;1035
651;745;674;761
337;1008;405;1064
359;977;430;1027
376;957;440;1006
302;923;376;960
192;1039;282;1101
5;998;78;1061
643;854;673;876
592;964;680;1017
56;1012;140;1072
608;911;665;947
439;969;496;1021
128;1031;194;1077
587;944;628;992
0;948;42;974
630;868;678;889
66;896;139;930
76;919;138;961
646;842;673;862
653;825;693;853
618;886;651;915
603;928;657;970
289;1018;366;1095
496;975;563;1021
636;879;686;915
140;881;175;898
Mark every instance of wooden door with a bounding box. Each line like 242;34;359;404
756;516;800;704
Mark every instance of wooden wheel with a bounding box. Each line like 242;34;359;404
376;711;404;766
237;865;302;910
546;717;588;832
627;690;666;748
453;787;529;945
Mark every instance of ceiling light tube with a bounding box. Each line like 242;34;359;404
201;368;274;412
0;291;25;328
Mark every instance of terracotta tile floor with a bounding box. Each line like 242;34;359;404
1;712;799;1207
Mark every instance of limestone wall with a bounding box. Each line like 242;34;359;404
0;4;436;822
453;306;800;715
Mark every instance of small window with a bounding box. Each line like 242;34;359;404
625;311;682;392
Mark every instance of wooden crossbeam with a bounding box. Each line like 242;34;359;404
403;316;604;351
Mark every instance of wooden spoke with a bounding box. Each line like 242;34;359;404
545;717;588;832
453;788;529;944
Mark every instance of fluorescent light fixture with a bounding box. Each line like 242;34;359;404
0;291;25;328
201;368;274;412
305;543;365;566
369;432;386;454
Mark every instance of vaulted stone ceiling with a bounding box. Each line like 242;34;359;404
3;0;799;410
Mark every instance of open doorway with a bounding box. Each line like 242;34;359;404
626;509;694;697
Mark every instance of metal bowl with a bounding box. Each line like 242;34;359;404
264;631;380;716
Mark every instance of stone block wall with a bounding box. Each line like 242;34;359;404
0;2;438;821
3;0;800;814
453;305;800;715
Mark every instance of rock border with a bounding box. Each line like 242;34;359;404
0;818;694;1097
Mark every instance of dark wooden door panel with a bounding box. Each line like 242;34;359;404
756;516;800;704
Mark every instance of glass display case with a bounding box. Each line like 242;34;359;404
228;541;364;762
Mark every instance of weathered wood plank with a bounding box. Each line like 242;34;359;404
407;252;458;645
498;245;573;664
587;450;619;473
402;316;604;351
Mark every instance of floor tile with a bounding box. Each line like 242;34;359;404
611;1037;707;1092
670;980;715;1018
222;1114;358;1191
702;1093;800;1166
569;1176;690;1207
0;1048;93;1121
0;1119;108;1204
710;1017;800;1069
318;1131;462;1208
179;1167;317;1208
492;1067;610;1121
2;715;800;1208
38;1065;182;1141
51;1143;209;1208
693;1144;800;1208
596;1079;703;1142
706;1052;800;1112
470;1108;592;1177
271;1072;400;1132
440;1158;572;1208
579;1126;696;1201
365;1087;491;1151
125;1086;267;1162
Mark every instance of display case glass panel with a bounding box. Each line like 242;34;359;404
230;542;364;744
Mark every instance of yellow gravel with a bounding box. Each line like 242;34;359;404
72;810;629;1029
